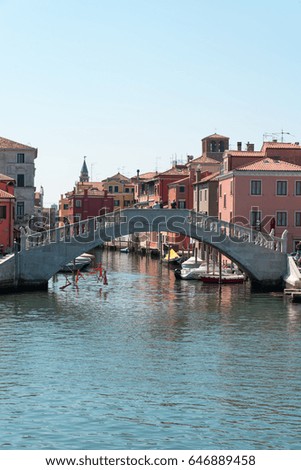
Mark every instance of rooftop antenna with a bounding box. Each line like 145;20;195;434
155;156;161;172
90;162;96;181
280;129;293;142
263;130;294;142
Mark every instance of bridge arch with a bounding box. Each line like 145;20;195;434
17;209;288;289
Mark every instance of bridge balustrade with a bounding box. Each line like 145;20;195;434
19;210;288;254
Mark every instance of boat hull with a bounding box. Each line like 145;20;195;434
200;274;244;284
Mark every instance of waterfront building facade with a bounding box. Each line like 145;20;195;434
218;157;301;251
101;172;135;210
193;171;219;216
0;137;37;226
132;171;158;207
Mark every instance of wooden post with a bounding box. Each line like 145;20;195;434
159;232;162;263
219;251;222;284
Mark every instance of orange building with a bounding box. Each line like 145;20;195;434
101;172;135;210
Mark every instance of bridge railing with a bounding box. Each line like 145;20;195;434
20;209;288;253
186;212;287;252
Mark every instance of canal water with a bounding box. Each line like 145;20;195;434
0;250;300;450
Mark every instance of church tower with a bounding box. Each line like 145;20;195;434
79;156;89;182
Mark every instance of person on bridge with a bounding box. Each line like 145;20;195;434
171;199;177;209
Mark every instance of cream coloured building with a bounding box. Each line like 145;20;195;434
0;136;37;225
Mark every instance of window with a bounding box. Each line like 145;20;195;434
204;189;207;201
114;200;120;206
17;202;24;217
296;181;301;195
108;186;113;193
179;186;185;193
17;174;25;187
277;181;287;195
230;181;233;195
125;188;129;193
219;141;225;152
0;206;6;219
251;180;261;195
178;200;186;209
75;199;82;208
223;194;226;208
219;184;222;197
276;211;287;226
210;140;217;152
295;212;301;227
124;200;131;207
250;210;261;227
17;153;25;163
63;204;69;210
114;186;119;193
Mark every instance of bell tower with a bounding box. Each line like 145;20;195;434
79;156;89;182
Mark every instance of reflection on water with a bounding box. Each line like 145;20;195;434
0;249;301;450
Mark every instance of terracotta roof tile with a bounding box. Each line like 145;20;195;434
0;136;36;150
202;133;229;140
261;141;301;150
0;189;15;199
138;171;158;179
199;171;220;183
236;157;301;172
225;150;264;157
103;172;131;182
192;155;223;164
0;173;14;182
159;166;189;176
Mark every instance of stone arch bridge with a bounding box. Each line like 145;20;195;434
0;209;289;291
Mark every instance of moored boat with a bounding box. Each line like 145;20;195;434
174;256;213;280
58;256;92;273
162;248;182;265
199;272;245;284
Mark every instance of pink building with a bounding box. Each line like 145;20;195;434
0;173;15;252
218;157;301;251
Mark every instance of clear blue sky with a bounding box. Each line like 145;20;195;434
1;0;300;206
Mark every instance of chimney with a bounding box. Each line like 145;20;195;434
196;166;201;183
187;155;193;163
137;169;140;198
237;142;242;151
246;142;255;152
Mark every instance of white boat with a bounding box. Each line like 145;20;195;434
181;256;204;269
120;247;129;253
175;262;211;280
175;256;211;280
58;256;92;273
